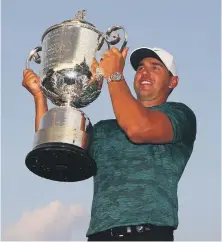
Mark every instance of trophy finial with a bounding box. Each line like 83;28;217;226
75;10;87;20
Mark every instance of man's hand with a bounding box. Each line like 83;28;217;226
87;58;103;89
91;57;100;81
99;47;129;78
22;69;43;98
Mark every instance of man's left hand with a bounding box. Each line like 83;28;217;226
99;47;129;79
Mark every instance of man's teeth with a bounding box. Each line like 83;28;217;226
141;81;152;84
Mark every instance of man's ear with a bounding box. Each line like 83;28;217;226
169;76;179;89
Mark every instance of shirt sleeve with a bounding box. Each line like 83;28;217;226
88;121;101;159
154;102;197;144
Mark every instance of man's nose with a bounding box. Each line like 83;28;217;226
141;67;151;76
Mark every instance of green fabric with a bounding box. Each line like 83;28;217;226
86;102;196;236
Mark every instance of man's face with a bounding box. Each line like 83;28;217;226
134;57;175;101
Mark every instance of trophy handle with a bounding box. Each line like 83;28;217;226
105;25;128;52
26;46;42;70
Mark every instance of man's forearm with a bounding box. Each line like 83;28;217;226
34;95;48;132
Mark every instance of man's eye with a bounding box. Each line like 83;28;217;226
137;66;143;71
153;66;160;70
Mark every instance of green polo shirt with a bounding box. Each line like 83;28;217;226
86;102;196;236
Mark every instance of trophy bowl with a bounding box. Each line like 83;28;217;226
25;10;128;182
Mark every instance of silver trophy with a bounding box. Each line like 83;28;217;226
25;10;128;182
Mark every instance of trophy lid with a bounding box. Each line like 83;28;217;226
41;10;97;41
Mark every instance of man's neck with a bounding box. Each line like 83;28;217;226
138;95;168;108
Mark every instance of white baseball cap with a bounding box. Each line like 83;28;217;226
130;47;177;76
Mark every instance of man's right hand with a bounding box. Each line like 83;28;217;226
22;69;43;98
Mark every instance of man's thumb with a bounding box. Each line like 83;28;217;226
122;47;129;60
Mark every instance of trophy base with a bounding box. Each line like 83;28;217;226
25;142;96;182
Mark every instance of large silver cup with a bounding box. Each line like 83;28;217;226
25;10;128;182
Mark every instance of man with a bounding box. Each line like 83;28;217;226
22;47;196;241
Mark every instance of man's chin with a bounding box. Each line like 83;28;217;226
137;94;154;102
137;90;154;99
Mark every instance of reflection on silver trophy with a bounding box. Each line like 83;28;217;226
25;10;128;182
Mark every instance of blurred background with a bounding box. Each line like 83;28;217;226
1;0;221;240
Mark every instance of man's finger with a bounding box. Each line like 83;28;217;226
105;49;112;56
26;72;36;78
23;69;32;74
24;70;37;79
111;47;121;56
91;58;99;75
98;63;105;76
92;57;99;66
23;69;32;78
122;47;129;60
